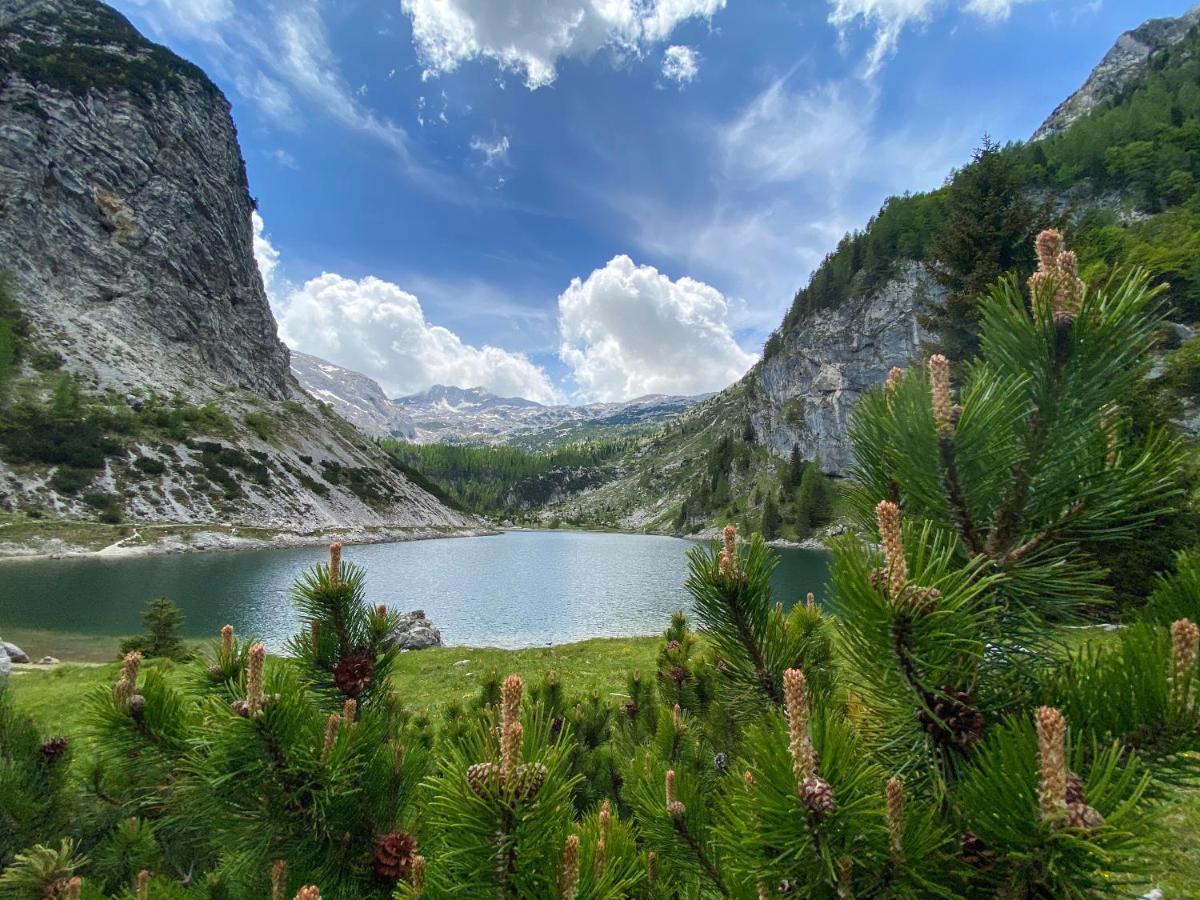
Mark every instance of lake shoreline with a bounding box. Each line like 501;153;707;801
0;523;502;564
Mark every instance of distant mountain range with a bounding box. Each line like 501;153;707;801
291;356;707;448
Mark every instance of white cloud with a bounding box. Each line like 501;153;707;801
721;78;873;185
251;214;560;403
235;70;300;129
252;211;281;300
270;148;299;169
827;0;1031;77
470;135;511;167
124;0;233;34
558;255;756;402
661;45;699;84
276;274;563;403
401;0;726;89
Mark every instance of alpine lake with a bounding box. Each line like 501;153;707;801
0;530;830;659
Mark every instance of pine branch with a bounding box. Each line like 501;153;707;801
672;819;730;898
725;584;783;707
936;437;983;555
1000;500;1086;567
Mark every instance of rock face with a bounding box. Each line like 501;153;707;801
291;352;416;440
0;0;291;398
1033;5;1200;141
387;610;443;650
749;263;936;474
0;0;478;542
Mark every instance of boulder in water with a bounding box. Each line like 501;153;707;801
387;610;443;651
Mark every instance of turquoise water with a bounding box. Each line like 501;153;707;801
0;531;829;650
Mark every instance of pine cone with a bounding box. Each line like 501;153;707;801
230;699;251;717
550;715;565;739
466;761;501;798
1065;772;1086;806
960;831;994;867
207;664;223;681
777;879;795;894
1064;802;1104;830
665;640;681;653
372;831;417;882
713;752;728;774
900;585;941;617
509;762;548;802
669;665;687;683
128;694;146;720
917;686;985;750
39;737;68;765
622;699;638;718
800;775;835;816
332;649;374;699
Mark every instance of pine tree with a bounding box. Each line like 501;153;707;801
758;493;779;540
119;597;187;661
786;442;804;490
923;135;1040;361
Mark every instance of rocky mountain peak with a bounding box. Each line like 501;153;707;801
1032;4;1200;141
0;0;292;399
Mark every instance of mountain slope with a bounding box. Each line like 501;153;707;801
550;4;1200;533
0;0;477;550
394;384;706;449
1033;5;1200;140
291;352;416;440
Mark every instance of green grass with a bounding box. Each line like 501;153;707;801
5;637;661;735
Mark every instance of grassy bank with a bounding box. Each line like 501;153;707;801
6;636;661;736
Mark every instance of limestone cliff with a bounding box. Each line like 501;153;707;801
0;0;477;548
747;264;934;474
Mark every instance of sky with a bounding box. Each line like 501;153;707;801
112;0;1191;405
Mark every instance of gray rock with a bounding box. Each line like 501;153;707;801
0;652;10;678
750;262;936;475
291;352;416;440
36;656;60;666
0;0;480;538
388;610;443;651
1;640;30;664
1033;6;1200;141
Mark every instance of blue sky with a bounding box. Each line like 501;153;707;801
114;0;1189;404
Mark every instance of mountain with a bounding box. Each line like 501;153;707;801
291;352;416;440
0;0;476;551
394;385;707;449
1033;5;1200;140
545;4;1200;533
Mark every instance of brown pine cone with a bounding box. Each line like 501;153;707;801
1065;772;1086;806
622;699;638;718
961;831;994;867
669;665;687;684
372;831;417;882
128;694;146;720
1064;802;1104;831
665;640;681;653
466;761;501;798
39;737;69;764
230;699;251;717
332;649;374;699
509;762;548;802
799;775;836;817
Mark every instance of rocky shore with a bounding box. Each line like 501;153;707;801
0;524;500;563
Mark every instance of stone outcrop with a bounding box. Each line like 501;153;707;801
0;0;291;398
1033;5;1200;141
1;639;29;663
749;263;936;474
387;610;443;650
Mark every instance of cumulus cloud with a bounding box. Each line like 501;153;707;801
251;214;561;403
558;255;756;402
661;45;699;84
400;0;726;89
